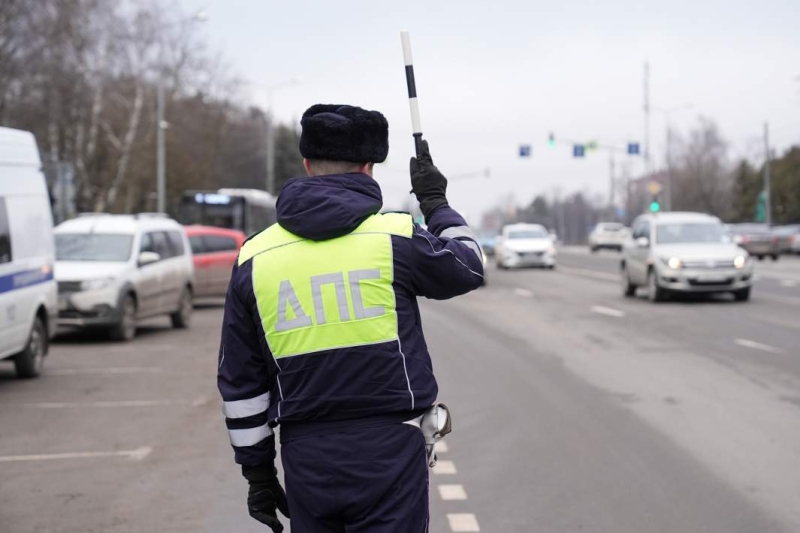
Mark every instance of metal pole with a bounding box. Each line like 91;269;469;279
609;153;615;220
156;79;166;213
265;107;275;194
644;61;651;177
665;122;672;211
764;122;771;226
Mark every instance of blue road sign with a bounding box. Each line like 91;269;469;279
519;144;532;157
573;144;585;158
627;142;640;155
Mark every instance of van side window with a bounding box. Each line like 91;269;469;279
0;198;12;264
166;231;185;257
150;232;172;259
140;233;154;253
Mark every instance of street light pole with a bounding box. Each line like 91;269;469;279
764;122;771;226
156;79;166;213
657;104;692;212
154;10;207;213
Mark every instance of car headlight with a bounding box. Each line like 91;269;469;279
733;255;747;269
80;278;115;291
547;246;556;255
661;257;682;270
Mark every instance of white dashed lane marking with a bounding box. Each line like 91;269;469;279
436;441;449;453
734;338;784;354
591;305;626;318
47;366;164;376
6;397;208;409
447;513;481;532
432;460;457;475
780;280;798;287
0;446;152;463
513;288;533;297
438;484;468;501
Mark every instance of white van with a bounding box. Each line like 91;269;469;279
54;214;195;341
0;127;58;378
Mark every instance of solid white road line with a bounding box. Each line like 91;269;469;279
438;484;468;501
10;398;207;409
47;367;164;376
436;441;449;453
0;446;152;463
734;338;784;354
513;288;533;297
432;460;457;475
447;513;480;532
591;305;626;318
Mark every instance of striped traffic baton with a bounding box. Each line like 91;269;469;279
400;31;423;156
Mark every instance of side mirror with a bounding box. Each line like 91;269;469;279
138;251;161;266
635;236;650;248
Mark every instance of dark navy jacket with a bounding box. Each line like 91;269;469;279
217;173;484;466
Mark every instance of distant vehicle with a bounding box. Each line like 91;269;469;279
177;188;276;236
726;223;779;261
54;214;195;341
773;225;800;255
478;234;497;256
185;225;245;299
621;212;754;302
0;127;57;378
495;223;556;269
588;222;630;252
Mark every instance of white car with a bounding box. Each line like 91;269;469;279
589;222;629;252
0;127;58;378
54;214;195;340
621;212;754;302
495;223;556;269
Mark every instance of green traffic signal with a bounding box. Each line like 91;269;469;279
650;201;661;212
548;132;555;147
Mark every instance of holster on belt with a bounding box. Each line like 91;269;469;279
406;403;452;467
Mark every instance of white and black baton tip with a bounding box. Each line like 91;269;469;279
400;31;422;136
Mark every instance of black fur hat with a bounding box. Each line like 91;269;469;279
299;104;389;163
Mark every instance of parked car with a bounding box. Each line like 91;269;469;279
0;127;57;378
495;223;556;269
478;234;498;256
54;214;195;341
773;225;800;255
185;225;245;299
726;223;779;261
622;212;754;302
588;222;630;252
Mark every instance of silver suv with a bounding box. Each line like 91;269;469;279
621;212;754;302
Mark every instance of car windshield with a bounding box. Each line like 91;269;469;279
508;229;548;239
598;224;623;232
656;223;726;244
56;234;134;262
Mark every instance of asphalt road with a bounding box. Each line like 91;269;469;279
1;250;799;532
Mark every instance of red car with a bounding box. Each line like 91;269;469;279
184;225;246;298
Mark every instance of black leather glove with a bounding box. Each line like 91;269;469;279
410;140;449;220
243;465;290;532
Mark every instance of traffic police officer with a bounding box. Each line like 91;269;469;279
217;104;484;532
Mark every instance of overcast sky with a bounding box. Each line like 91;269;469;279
176;0;799;219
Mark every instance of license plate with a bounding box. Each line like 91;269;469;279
696;274;727;283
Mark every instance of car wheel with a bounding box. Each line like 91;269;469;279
15;316;47;379
621;265;636;297
170;287;193;328
733;287;751;302
647;269;666;302
590;246;598;253
757;255;764;261
110;295;137;342
771;254;779;261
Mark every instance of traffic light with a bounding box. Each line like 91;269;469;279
548;132;556;148
649;200;661;212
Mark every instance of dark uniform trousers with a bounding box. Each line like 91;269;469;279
282;423;429;533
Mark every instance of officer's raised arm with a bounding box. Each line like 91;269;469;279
409;140;485;299
217;260;289;532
